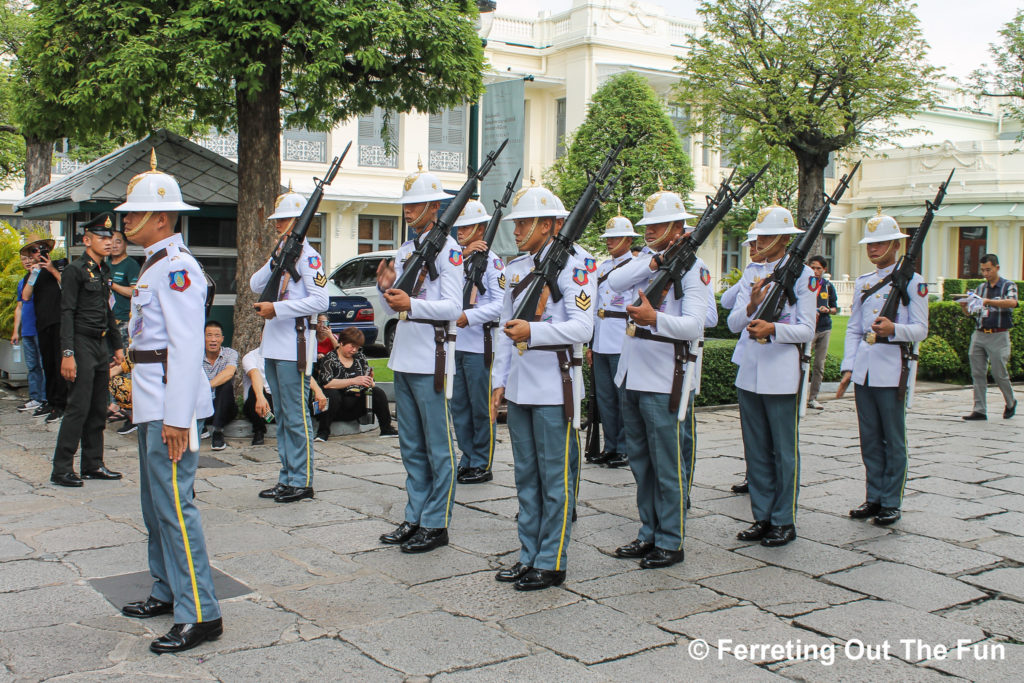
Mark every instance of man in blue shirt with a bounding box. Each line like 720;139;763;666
961;254;1018;420
806;255;839;410
12;249;47;411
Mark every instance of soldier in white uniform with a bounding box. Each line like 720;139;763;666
491;183;593;591
376;164;463;553
607;187;706;569
727;205;815;547
838;212;928;526
250;188;330;504
115;152;222;653
588;211;639;467
451;200;504;484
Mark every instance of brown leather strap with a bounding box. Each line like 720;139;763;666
598;310;628;320
404;317;453;393
532;344;579;421
411;265;429;299
597;258;631;285
511;271;537;299
896;342;917;402
128;348;168;384
296;317;309;373
627;328;694;412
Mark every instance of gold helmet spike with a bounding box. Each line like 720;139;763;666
530;170;537;186
149;148;158;171
875;206;883;216
617;203;623;216
657;174;665;191
288;179;293;192
417;156;423;172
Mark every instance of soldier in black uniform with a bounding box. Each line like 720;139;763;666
50;213;125;487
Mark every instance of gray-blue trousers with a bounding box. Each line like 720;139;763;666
593;352;625;454
137;420;220;624
622;389;694;551
507;402;580;572
854;383;909;509
452;350;495;471
395;371;457;528
737;389;801;527
265;359;315;488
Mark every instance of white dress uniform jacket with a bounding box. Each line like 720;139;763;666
129;234;213;428
727;259;816;394
841;264;929;387
492;245;594;406
381;233;463;374
592;252;635;355
455;250;505;353
727;261;762;366
249;239;329;362
608;253;706;394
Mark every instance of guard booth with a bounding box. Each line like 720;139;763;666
14;128;276;345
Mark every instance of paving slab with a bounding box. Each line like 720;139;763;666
962;567;1024;601
203;638;401;681
410;570;581;621
702;566;863;617
946;598;1024;640
591;641;784;680
735;538;871;576
854;533;1002;575
433;652;600;683
823;562;987;612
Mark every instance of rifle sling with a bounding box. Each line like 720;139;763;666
531;344;581;422
402;316;452;393
627;327;695;413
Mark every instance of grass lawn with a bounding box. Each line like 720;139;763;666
369;358;393;383
827;315;848;358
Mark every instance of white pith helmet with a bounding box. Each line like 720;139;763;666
750;203;802;235
453;199;491;228
267;181;308;220
635;176;696;226
115;149;198;213
502;175;569;221
859;207;909;244
600;206;639;238
400;158;450;204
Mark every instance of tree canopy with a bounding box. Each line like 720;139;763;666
547;71;694;255
675;0;939;225
971;9;1024;139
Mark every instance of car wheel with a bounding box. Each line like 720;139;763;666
384;321;397;355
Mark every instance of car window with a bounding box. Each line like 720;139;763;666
333;260;363;290
356;258;384;288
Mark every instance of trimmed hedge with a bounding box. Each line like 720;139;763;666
923;300;1024;382
918;335;964;382
706;294;740;340
942;278;1024;301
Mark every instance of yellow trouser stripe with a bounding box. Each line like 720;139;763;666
898;401;909;504
792;394;800;523
300;371;312;486
676;414;685;550
574;427;582;501
687;398;696;496
555;420;572;571
485;369;495;471
443;380;455;527
171;461;202;622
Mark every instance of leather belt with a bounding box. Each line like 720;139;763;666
532;344;582;421
403;316;451;393
129;348;168;384
76;328;107;339
625;326;694;412
980;328;1010;334
597;309;628;320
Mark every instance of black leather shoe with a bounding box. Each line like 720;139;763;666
590;451;613;465
603;452;628;468
874;508;901;526
849;501;881;519
149;618;223;654
275;486;314;503
962;412;987;421
258;483;287;499
401;527;449;553
380;521;419;545
251;431;265;446
458;467;494;484
614;539;655;558
1004;400;1017;419
457;465;470;477
122;596;173;618
82;466;123;480
731;479;749;494
737;520;770;541
495;562;531;582
51;472;83;488
761;524;797;547
514;568;565;591
639;547;684;569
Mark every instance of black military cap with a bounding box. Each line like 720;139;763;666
82;212;115;237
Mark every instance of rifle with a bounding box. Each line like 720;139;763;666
871;168;955;407
748;161;860;417
258;141;351;304
393;139;508;295
463;167;521;309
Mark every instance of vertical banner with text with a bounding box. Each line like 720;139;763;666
480;79;526;259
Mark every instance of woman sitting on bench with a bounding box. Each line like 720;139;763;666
313;327;397;441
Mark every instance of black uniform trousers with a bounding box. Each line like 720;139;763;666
51;334;109;476
210;382;238;431
243;387;274;435
317;387;392;435
37;323;68;410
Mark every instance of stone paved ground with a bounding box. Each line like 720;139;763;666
1;384;1022;681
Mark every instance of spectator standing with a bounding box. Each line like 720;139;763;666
806;255;839;410
961;253;1018;420
20;237;66;421
107;229;141;342
313;327;396;441
242;347;273;445
201;320;238;450
12;251;46;412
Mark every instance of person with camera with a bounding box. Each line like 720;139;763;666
313;327;396;441
13;249;47;413
19;236;67;421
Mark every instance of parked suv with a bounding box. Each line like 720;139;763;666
329;250;398;351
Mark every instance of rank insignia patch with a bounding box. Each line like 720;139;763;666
493;258;504;270
700;267;711;286
917;283;928;297
449;249;463;266
308;255;322;270
575;291;592;311
313;272;327;288
168;270;190;292
511;274;521;287
498;274;507;290
584;257;597;273
573;268;589;286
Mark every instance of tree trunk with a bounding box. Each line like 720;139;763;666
794;149;827;258
23;136;52;196
232;41;283;369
